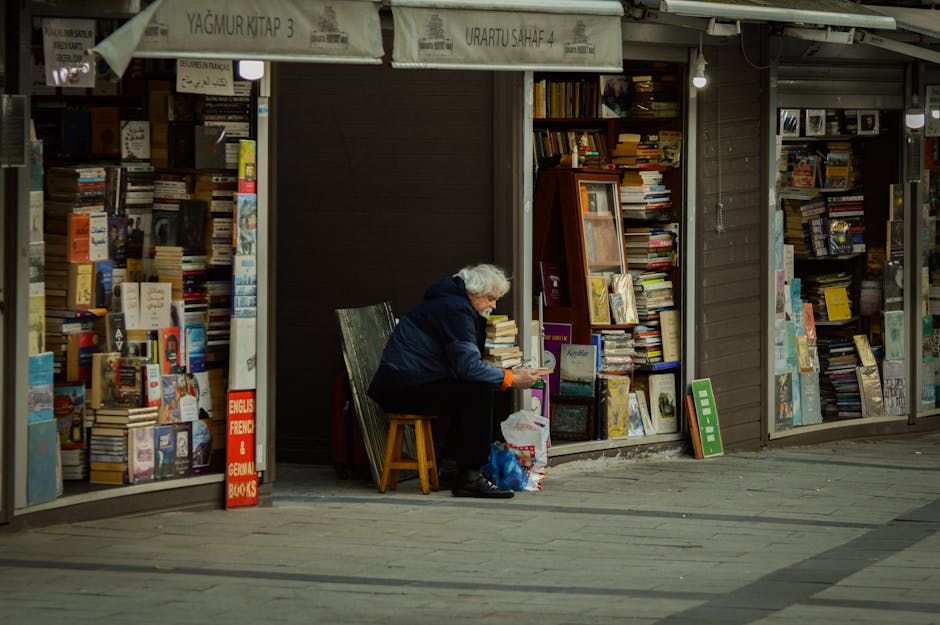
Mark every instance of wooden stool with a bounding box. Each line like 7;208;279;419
378;414;439;494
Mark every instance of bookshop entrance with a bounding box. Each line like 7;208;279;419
768;56;924;443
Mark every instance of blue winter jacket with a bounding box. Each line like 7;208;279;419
368;276;509;395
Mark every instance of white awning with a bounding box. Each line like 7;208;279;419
636;0;896;30
868;6;940;41
848;6;940;66
91;0;384;78
390;0;624;71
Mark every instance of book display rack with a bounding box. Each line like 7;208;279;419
773;108;900;431
533;62;684;445
23;15;257;506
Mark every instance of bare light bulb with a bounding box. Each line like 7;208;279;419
238;60;264;80
692;51;708;89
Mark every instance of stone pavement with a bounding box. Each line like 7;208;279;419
1;432;939;625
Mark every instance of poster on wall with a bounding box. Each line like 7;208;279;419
42;18;96;88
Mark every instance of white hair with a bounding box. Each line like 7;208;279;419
455;263;510;298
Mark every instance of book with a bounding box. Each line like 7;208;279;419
882;359;907;416
120;120;151;161
191;418;213;474
539;261;569;308
799;371;823;425
173;422;193;478
587;275;611;324
659;310;680;364
542;323;572;396
143;363;162;407
159;326;182;374
154;424;176;480
857;365;884;419
27;419;60;506
67;262;94;310
559;344;597;397
626;391;646;437
610;273;638;324
823;287;851;321
775;372;794;431
53;384;85;449
195;124;228;169
599;375;630;439
106;311;127;355
648;373;678;433
160;374;182;423
129;424;155;483
138;282;172;330
853;334;877;367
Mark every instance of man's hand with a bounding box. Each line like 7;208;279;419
510;368;542;389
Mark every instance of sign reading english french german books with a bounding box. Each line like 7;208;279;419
226;390;258;509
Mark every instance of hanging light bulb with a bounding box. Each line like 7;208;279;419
238;60;265;80
906;106;926;130
692;33;708;89
692;51;708;89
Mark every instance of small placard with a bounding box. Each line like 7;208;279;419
690;378;723;458
42;18;95;88
177;59;235;96
226;390;258;509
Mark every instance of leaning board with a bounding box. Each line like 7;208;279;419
690;378;724;458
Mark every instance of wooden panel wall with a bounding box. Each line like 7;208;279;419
275;63;495;463
695;33;766;450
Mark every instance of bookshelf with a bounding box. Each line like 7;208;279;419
25;17;254;502
533;62;685;443
775;108;900;428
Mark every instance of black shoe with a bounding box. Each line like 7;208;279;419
451;469;514;499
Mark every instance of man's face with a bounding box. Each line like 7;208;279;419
468;290;499;318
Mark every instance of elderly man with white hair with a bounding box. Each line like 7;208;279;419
369;263;541;498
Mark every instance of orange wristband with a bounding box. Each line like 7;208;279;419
500;368;513;391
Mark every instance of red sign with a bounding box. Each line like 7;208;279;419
225;390;258;509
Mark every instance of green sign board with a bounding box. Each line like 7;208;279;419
691;378;723;458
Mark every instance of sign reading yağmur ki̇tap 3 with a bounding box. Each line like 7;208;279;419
226;390;258;509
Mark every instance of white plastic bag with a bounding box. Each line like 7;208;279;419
500;410;550;491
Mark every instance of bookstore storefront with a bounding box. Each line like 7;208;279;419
3;0;639;525
1;0;386;526
765;26;940;445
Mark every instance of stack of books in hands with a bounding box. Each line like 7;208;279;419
483;315;523;368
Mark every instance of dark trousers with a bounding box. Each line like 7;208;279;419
371;379;494;471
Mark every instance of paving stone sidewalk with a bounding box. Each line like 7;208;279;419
1;432;938;625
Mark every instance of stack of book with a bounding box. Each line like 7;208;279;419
154;246;185;298
54;383;87;480
818;337;861;419
89;406;159;484
483;316;522;368
610;132;639;168
596;329;634;373
804;273;853;321
46;165;107;214
620;170;673;220
629;74;679;120
633;324;663;366
631;270;674;323
823;142;852;188
826;193;865;254
192;173;235;266
624;226;675;270
782;195;827;258
206;278;232;363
